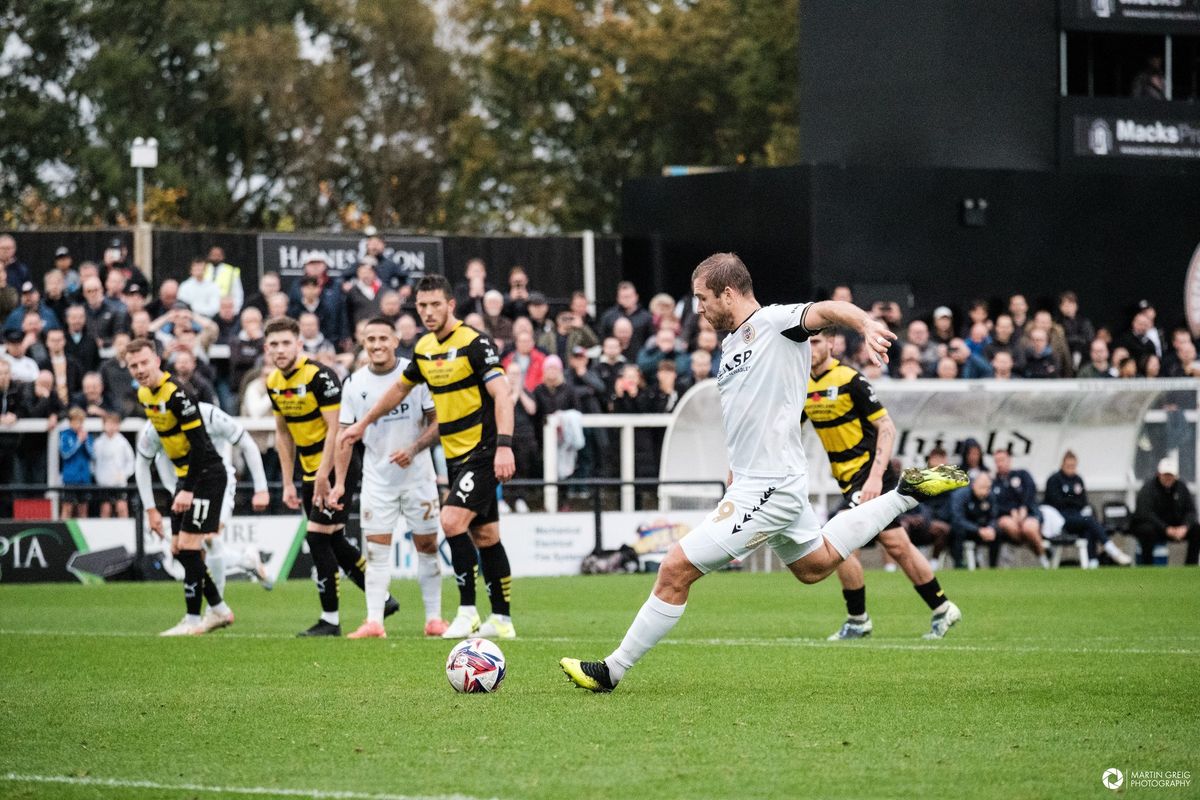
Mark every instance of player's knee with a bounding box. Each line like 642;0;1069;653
412;534;438;554
440;507;470;535
655;546;698;593
793;565;823;585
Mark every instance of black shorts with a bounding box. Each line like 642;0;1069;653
301;479;349;527
835;463;903;536
446;449;499;526
176;472;228;534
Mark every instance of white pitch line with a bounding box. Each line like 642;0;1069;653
0;628;1195;656
1;773;492;800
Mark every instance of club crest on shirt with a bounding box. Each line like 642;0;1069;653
824;386;838;401
741;324;755;344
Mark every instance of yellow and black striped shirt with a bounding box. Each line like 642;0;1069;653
137;371;223;491
267;355;342;481
402;322;504;462
804;360;888;491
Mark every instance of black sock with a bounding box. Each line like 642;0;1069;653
329;529;367;590
176;550;204;616
306;532;340;614
446;533;478;606
202;567;223;608
915;578;947;611
478;542;512;616
842;586;867;617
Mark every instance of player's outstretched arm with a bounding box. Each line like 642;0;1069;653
392;409;439;468
804;300;896;365
341;378;414;446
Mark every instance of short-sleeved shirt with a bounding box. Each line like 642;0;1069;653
339;358;437;489
136;371;224;490
267;355;342;481
715;303;815;479
401;321;504;462
137;401;245;489
804;359;888;492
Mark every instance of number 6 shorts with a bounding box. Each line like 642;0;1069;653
679;474;824;574
359;476;441;537
445;448;500;526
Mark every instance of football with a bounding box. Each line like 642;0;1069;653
445;638;507;693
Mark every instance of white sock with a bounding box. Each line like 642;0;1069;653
605;594;686;682
320;611;340;625
185;614;202;625
417;552;443;622
212;601;231;616
205;538;226;600
366;541;391;624
821;491;917;559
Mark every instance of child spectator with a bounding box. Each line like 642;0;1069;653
60;407;94;518
93;411;135;518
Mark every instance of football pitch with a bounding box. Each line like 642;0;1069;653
1;568;1197;800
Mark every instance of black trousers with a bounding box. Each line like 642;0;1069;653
1129;520;1200;566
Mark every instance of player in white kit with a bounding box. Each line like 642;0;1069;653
330;317;446;639
561;253;968;692
135;401;272;632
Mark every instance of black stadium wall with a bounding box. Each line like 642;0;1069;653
798;0;1060;172
621;165;1200;330
7;231;623;308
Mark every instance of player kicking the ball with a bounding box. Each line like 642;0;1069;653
804;329;961;640
560;254;967;692
127;338;235;637
136;400;274;621
340;275;517;641
329;317;448;638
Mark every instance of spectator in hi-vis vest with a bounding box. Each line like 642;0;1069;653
204;246;243;313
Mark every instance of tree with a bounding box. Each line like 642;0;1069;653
0;0;462;229
445;0;799;233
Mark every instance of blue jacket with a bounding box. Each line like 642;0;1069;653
994;468;1040;517
4;303;61;332
60;429;94;485
960;352;993;379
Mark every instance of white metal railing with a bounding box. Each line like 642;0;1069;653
540;413;674;512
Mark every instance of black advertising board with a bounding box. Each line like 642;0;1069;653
1062;0;1200;31
257;233;444;279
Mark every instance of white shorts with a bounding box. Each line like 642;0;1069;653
679;474;823;573
360;477;441;537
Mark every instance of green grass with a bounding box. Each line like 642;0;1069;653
1;568;1198;800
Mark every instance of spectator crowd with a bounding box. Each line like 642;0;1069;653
0;232;1196;532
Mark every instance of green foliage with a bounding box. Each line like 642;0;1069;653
0;569;1197;799
0;0;461;229
448;0;800;232
0;0;798;231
